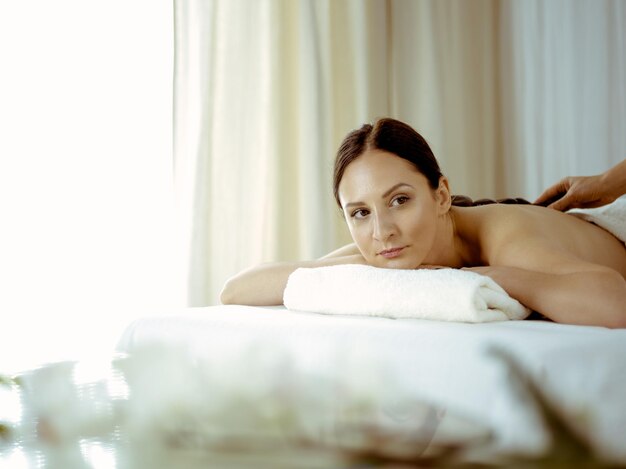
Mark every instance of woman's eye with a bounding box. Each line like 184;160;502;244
351;209;369;219
392;196;409;206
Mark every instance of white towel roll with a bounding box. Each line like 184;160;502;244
284;264;530;323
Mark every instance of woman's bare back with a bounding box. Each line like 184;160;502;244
456;204;626;278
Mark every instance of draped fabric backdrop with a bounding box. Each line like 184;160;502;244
174;0;626;306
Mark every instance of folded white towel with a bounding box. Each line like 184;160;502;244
284;265;530;323
567;195;626;245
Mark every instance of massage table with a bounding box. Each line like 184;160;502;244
116;304;626;465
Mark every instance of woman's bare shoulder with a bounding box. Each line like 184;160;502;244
474;202;596;240
467;204;551;263
461;204;543;244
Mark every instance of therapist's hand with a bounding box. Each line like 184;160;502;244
535;159;626;211
534;175;611;211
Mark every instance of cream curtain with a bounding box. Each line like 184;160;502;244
499;0;626;198
174;0;626;306
174;0;391;305
389;0;502;198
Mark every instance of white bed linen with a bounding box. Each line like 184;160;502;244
117;305;626;463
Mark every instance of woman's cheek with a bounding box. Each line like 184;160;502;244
349;224;366;246
354;237;375;264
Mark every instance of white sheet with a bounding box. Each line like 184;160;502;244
117;305;626;463
568;195;626;245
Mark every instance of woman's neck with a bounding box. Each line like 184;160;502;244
424;206;479;268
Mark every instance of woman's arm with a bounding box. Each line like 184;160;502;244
220;244;364;306
465;264;626;328
465;227;626;328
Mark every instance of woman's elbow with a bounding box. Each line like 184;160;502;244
219;278;238;305
603;274;626;328
219;275;274;306
603;311;626;329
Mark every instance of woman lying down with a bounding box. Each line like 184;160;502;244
221;118;626;328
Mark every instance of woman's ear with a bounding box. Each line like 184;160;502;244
435;176;452;214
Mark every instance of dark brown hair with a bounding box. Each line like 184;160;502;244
332;118;530;208
333;118;443;207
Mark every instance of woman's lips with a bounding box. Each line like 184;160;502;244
379;247;405;259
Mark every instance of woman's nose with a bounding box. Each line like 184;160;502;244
372;213;397;241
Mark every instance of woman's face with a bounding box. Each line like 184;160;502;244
338;149;449;269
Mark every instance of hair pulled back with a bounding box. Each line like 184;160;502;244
332;117;531;209
333;118;443;208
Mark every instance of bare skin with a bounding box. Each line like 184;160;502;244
534;159;626;211
452;203;626;327
221;150;626;328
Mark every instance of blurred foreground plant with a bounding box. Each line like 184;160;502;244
2;344;625;469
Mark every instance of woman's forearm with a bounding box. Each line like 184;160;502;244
220;254;365;306
489;266;626;328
